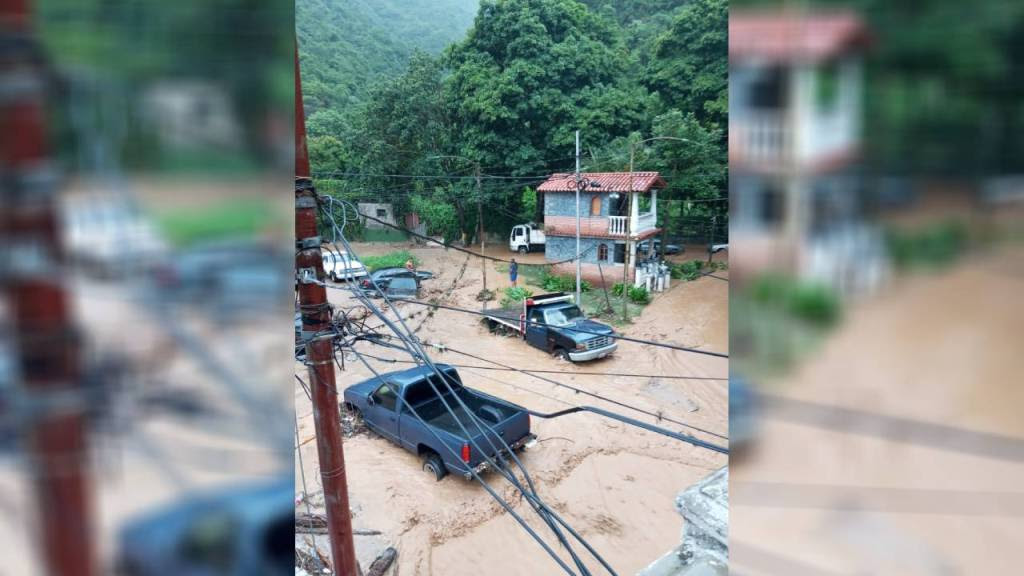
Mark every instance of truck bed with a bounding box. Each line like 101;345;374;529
481;306;522;331
414;389;518;439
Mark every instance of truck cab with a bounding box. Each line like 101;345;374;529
509;223;545;254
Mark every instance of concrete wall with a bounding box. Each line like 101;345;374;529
545;236;619;265
358;202;397;229
545;191;610;217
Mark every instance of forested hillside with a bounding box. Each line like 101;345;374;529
297;0;478;117
302;0;727;243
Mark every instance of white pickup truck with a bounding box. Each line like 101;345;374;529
509;223;545;254
321;247;368;282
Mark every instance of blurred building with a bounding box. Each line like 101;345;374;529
730;11;887;296
141;80;242;151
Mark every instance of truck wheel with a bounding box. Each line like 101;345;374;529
423;453;447;481
554;348;571;362
518;246;528;255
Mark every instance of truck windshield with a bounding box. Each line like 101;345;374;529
544;306;583;327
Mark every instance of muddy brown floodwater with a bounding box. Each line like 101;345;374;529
296;241;729;575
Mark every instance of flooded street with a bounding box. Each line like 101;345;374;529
296;241;729;574
731;242;1024;575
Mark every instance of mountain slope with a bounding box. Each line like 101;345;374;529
297;0;479;115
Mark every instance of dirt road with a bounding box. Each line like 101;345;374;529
297;241;729;575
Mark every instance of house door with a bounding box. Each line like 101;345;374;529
613;243;626;265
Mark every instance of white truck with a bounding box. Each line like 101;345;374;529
509;223;546;254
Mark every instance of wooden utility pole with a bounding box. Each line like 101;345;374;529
1;1;96;574
295;45;358;576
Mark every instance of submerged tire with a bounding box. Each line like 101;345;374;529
423;452;447;481
518;246;528;255
554;348;571;362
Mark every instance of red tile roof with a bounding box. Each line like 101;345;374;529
537;172;666;193
730;11;869;62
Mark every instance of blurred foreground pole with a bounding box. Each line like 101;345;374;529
294;45;359;576
1;1;96;574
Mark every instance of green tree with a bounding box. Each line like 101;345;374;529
646;0;727;130
446;0;653;176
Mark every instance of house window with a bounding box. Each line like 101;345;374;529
759;185;785;227
590;196;601;216
376;208;387;218
816;61;840;112
750;66;786;110
598;243;608;261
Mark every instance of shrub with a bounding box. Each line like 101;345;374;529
627;285;651;304
886;220;967;269
671;260;704;281
540;269;591;292
611;283;650;304
750;274;839;327
361;251;420;272
500;286;534;307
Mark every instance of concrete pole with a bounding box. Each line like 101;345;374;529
575;130;582;305
477;163;487;297
622;144;634;322
1;2;96;573
295;45;359;576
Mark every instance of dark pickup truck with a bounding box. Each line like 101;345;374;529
482;292;618;362
343;364;536;480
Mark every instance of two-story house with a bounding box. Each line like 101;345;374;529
730;10;886;296
537;172;665;285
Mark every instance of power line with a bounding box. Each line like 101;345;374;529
359;295;729;359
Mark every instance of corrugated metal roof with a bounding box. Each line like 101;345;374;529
730;11;869;62
537;172;666;193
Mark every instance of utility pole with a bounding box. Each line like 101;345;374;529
295;45;358;576
622;145;634;322
574;130;582;306
477;163;487;298
2;0;95;573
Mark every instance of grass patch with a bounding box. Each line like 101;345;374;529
156;200;274;247
886;219;967;270
361;228;409;242
361;250;420;272
750;274;840;328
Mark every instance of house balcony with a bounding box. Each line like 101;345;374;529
608;216;627;236
729;112;792;168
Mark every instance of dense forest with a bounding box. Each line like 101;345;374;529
299;0;727;243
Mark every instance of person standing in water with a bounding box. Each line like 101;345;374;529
509;258;518;287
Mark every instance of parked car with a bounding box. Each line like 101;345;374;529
155;240;290;307
368;267;434;281
320;247;367;282
116;478;293;576
357;268;429;298
60;192;167;277
638;238;682;256
343;364;537;480
481;292;617;362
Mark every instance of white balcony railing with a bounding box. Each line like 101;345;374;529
730;112;791;166
608;216;627;236
634;212;655;233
